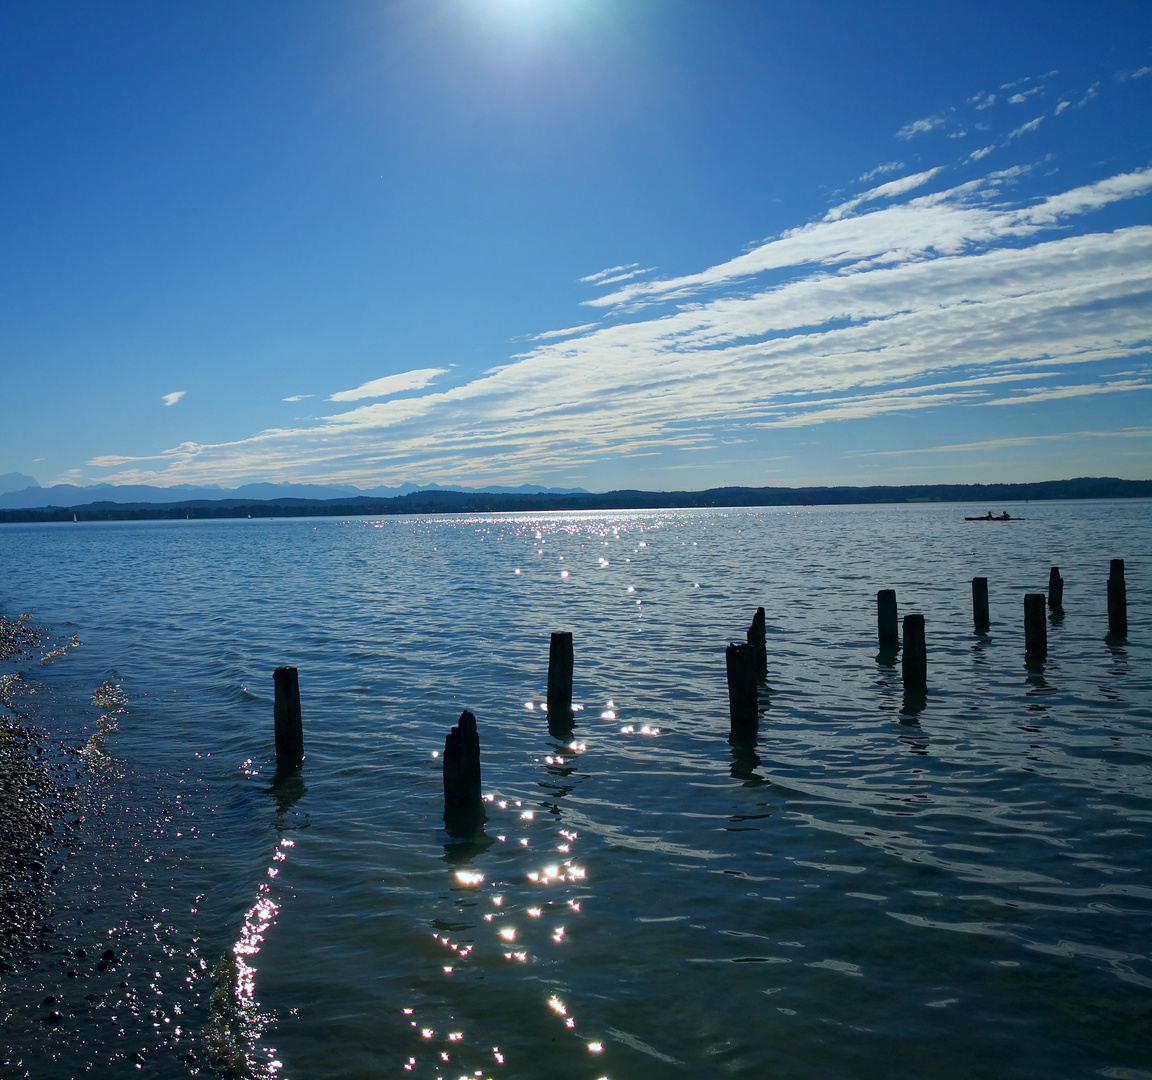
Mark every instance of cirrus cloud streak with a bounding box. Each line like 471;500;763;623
92;165;1152;488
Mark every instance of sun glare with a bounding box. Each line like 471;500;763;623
474;0;591;37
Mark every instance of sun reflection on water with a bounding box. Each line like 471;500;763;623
201;837;293;1078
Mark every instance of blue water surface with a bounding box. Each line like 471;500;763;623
0;501;1149;1079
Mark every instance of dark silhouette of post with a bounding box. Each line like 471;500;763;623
443;710;482;819
1048;567;1064;613
1024;594;1047;658
901;615;926;691
972;577;989;631
746;607;767;678
725;642;758;740
273;666;304;769
878;590;899;650
1108;559;1127;637
547;632;574;723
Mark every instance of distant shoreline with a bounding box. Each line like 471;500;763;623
0;477;1148;523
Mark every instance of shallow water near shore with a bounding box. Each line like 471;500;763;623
0;501;1150;1079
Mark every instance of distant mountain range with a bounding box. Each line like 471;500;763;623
0;479;590;510
0;477;1148;523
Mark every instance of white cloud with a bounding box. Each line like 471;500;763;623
824;168;944;222
88;165;1152;489
580;263;651;285
582;165;1152;310
969;146;994;162
283;394;313;402
896;114;945;139
162;391;186;407
971;92;996;111
1007;116;1044;140
328;368;447;402
1054;101;1070;115
984;379;1152;406
87;453;160;467
853;428;1152;457
859;161;905;182
532;323;600;340
1133;66;1152;79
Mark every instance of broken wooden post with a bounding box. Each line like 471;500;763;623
443;709;482;819
877;590;899;650
1048;567;1064;613
1108;559;1127;637
725;642;758;739
972;577;989;631
901;615;926;691
1024;594;1047;658
746;607;767;678
547;631;574;723
273;666;304;769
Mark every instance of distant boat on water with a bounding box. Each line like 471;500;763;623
965;510;1015;521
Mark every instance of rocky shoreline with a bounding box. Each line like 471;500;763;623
0;616;63;973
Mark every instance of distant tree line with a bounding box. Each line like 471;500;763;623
0;477;1148;524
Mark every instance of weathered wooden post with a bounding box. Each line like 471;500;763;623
273;666;304;769
901;615;926;691
443;710;482;819
972;577;989;631
878;590;899;650
1024;594;1047;658
725;642;758;740
746;607;767;678
1048;567;1064;613
1108;559;1127;638
543;635;571;718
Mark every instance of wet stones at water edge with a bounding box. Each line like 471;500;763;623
0;614;41;661
0;721;58;968
273;666;304;770
443;710;483;829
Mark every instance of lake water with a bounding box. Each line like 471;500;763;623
0;502;1149;1079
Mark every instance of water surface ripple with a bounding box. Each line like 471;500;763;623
0;502;1149;1078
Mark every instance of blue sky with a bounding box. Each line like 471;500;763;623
1;0;1150;492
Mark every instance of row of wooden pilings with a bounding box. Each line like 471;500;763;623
266;559;1130;827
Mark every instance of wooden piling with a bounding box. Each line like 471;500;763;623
1108;559;1127;637
901;615;926;690
877;590;899;649
972;577;989;631
1024;594;1047;657
1048;566;1064;613
746;606;767;677
273;666;304;769
547;631;574;720
443;709;482;817
725;642;758;738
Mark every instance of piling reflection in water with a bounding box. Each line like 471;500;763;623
729;741;765;786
